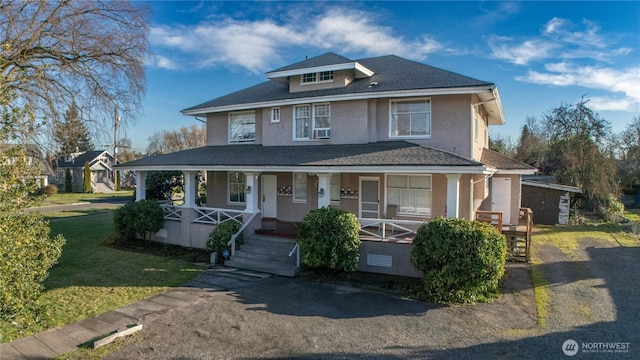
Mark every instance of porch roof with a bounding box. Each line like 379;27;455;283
117;141;489;174
480;149;537;175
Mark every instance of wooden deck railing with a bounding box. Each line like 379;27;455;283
475;208;533;262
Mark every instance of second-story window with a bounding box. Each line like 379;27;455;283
271;107;280;123
229;111;255;143
389;98;431;138
294;103;331;140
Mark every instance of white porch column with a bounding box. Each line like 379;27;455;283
244;172;260;213
317;173;330;208
135;171;146;201
446;173;461;218
183;171;196;207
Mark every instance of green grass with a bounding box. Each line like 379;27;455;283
625;208;640;222
36;190;134;206
0;213;205;342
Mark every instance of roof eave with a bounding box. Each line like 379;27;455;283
265;61;375;80
117;164;489;174
182;85;497;116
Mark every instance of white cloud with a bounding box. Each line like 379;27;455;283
491;17;627;65
149;6;444;73
489;36;557;65
518;63;640;111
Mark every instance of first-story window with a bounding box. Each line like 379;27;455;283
386;174;431;216
330;173;340;203
228;172;246;204
293;173;307;203
229;111;255;143
389;99;431;138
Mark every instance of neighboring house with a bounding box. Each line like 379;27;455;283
119;53;536;277
53;150;117;193
521;175;582;225
0;143;50;188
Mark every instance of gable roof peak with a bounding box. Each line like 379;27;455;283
267;52;354;74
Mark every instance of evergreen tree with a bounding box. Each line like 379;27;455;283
64;168;73;193
83;162;92;193
54;102;93;153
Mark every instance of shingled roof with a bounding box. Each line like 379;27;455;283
481;149;537;173
54;150;111;168
182;54;494;114
118;141;486;173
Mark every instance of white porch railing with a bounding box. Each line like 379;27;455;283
288;242;300;268
358;218;424;242
228;211;260;256
193;206;243;225
161;203;182;221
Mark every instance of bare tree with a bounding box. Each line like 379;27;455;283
146;124;206;155
1;0;149;160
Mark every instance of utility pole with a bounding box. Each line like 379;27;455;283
114;106;120;191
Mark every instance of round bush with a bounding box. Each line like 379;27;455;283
113;200;164;243
206;220;242;260
410;217;506;304
43;184;58;195
297;207;361;272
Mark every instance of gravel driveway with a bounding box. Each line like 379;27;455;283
100;234;638;360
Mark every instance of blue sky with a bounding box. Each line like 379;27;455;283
124;1;640;152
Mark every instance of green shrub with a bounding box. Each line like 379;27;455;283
113;200;164;243
410;217;506;304
206;220;242;261
43;184;58;195
0;212;65;328
297;207;361;272
603;194;624;223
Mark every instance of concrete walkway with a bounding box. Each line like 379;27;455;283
0;267;269;360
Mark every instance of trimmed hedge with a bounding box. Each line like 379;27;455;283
0;212;65;327
297;207;361;272
410;217;506;304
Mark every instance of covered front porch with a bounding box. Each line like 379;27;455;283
117;142;526;277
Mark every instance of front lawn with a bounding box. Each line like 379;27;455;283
36;190;134;206
0;212;205;342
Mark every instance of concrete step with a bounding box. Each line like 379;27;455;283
225;256;300;277
226;235;300;277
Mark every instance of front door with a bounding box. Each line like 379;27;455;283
491;177;511;225
360;177;380;218
261;175;277;218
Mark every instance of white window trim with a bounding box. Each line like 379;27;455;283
293;103;331;141
301;71;334;85
330;173;340;204
293;173;307;203
271;107;280;123
227;172;246;205
384;174;432;217
228;111;256;144
388;98;431;139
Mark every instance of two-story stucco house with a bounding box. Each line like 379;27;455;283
119;53;535;277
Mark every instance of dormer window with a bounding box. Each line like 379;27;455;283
301;71;334;84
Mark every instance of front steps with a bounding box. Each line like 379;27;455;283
224;234;300;277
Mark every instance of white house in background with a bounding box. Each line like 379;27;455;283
118;53;536;277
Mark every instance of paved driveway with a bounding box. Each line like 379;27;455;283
101;233;638;360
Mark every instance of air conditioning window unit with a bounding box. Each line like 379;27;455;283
314;128;330;139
